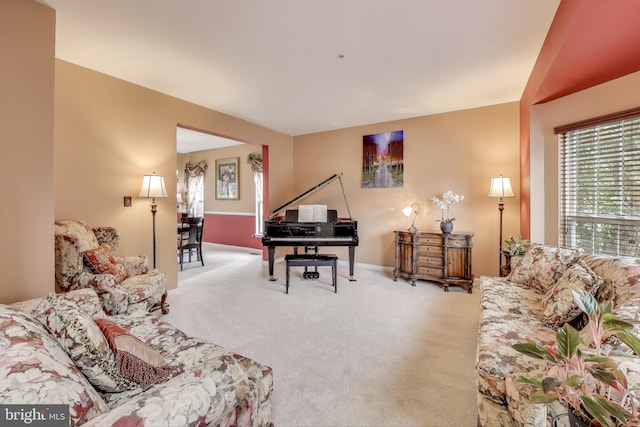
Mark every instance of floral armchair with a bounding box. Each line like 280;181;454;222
54;219;168;315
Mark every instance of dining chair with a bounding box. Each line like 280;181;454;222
177;217;205;271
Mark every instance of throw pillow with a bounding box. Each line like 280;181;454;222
83;243;128;283
94;318;176;386
581;254;640;307
541;260;603;329
507;244;581;292
45;294;138;392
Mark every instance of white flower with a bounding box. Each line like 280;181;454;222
430;191;464;222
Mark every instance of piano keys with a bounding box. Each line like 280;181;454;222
262;173;359;281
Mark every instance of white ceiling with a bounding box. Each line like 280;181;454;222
176;127;244;154
45;0;560;149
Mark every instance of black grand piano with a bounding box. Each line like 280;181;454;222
262;173;359;281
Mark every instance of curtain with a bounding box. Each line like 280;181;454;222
248;153;263;234
184;160;208;217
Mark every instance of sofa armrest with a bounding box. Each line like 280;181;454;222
74;272;130;315
504;371;547;426
117;255;150;276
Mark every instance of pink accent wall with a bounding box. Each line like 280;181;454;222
520;0;640;236
202;213;263;250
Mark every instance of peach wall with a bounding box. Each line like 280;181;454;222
0;0;55;303
55;60;293;291
529;70;640;245
292;102;520;278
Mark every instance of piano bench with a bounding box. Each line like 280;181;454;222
285;254;337;294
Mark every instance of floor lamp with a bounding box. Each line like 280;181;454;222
139;172;168;269
488;175;514;274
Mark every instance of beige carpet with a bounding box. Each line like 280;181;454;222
166;243;481;427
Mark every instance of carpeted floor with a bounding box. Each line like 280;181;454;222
166;243;481;427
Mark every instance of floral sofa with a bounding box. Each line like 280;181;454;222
0;288;273;426
476;244;640;426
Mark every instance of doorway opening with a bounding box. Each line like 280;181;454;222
176;125;268;273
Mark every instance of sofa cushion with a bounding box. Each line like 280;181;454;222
45;294;139;393
0;304;109;425
542;260;603;329
55;219;100;252
119;270;167;305
477;277;556;404
581;254;640;307
98;313;236;408
507;244;581;292
95;318;176;386
92;226;120;251
54;234;86;290
83;243;129;284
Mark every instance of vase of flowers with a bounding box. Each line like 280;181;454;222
440;220;454;234
431;191;464;234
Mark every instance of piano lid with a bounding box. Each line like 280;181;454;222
268;172;353;220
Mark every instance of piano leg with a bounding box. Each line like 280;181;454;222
268;246;276;281
348;246;357;281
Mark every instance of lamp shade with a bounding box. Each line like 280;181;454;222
138;173;168;199
402;205;414;217
488;175;514;199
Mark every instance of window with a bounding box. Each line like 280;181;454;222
556;108;640;256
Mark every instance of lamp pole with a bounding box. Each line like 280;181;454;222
488;174;514;276
498;198;504;274
151;198;158;269
139;172;168;270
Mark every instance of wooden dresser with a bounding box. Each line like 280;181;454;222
393;230;474;293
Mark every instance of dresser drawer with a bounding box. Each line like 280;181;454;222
446;237;471;248
417;245;443;256
417;265;444;277
417;256;442;268
416;234;443;245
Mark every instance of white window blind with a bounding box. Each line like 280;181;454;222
556;108;640;257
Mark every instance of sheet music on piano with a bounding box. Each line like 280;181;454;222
298;204;327;222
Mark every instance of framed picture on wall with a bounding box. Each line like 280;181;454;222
215;157;239;199
362;130;404;188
